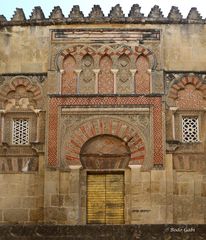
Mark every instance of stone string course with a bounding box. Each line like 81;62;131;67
0;4;205;25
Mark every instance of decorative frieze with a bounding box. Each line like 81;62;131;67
51;29;160;43
0;73;47;85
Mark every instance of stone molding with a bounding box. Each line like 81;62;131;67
0;5;205;25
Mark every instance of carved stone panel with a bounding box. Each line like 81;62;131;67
116;54;133;93
79;54;95;94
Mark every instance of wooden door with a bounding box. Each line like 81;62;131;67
87;173;124;224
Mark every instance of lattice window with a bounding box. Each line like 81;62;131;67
12;119;29;145
182;116;199;143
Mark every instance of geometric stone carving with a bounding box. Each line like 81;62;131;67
62;55;77;94
11;8;26;21
69;5;84;19
88;5;104;19
182;116;199;143
148;5;164;19
30;6;45;20
12;119;29;145
187;7;202;20
108;4;125;18
167;6;182;21
117;54;132;93
79;54;95;94
135;55;150;94
128;4;144;18
49;6;64;20
98;55;114;94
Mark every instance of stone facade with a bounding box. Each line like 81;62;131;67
0;4;206;225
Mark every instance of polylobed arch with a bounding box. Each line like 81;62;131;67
168;76;206;100
56;44;157;71
168;76;206;109
0;76;42;102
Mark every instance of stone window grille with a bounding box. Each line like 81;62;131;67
12;119;29;145
182;116;199;143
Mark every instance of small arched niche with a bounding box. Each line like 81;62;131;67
80;134;131;169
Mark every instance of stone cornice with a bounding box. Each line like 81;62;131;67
0;5;205;26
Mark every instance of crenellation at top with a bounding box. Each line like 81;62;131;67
0;4;205;26
148;5;164;20
167;6;183;21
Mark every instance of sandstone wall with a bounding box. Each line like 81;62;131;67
0;24;206;75
0;156;44;223
0;16;205;224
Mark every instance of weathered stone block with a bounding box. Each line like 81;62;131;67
4;209;29;223
0;209;2;222
151;193;166;205
45;207;67;223
201;182;206;197
151;170;166;182
2;197;21;208
22;197;38;208
30;208;43;222
64;193;79;208
51;194;64;207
